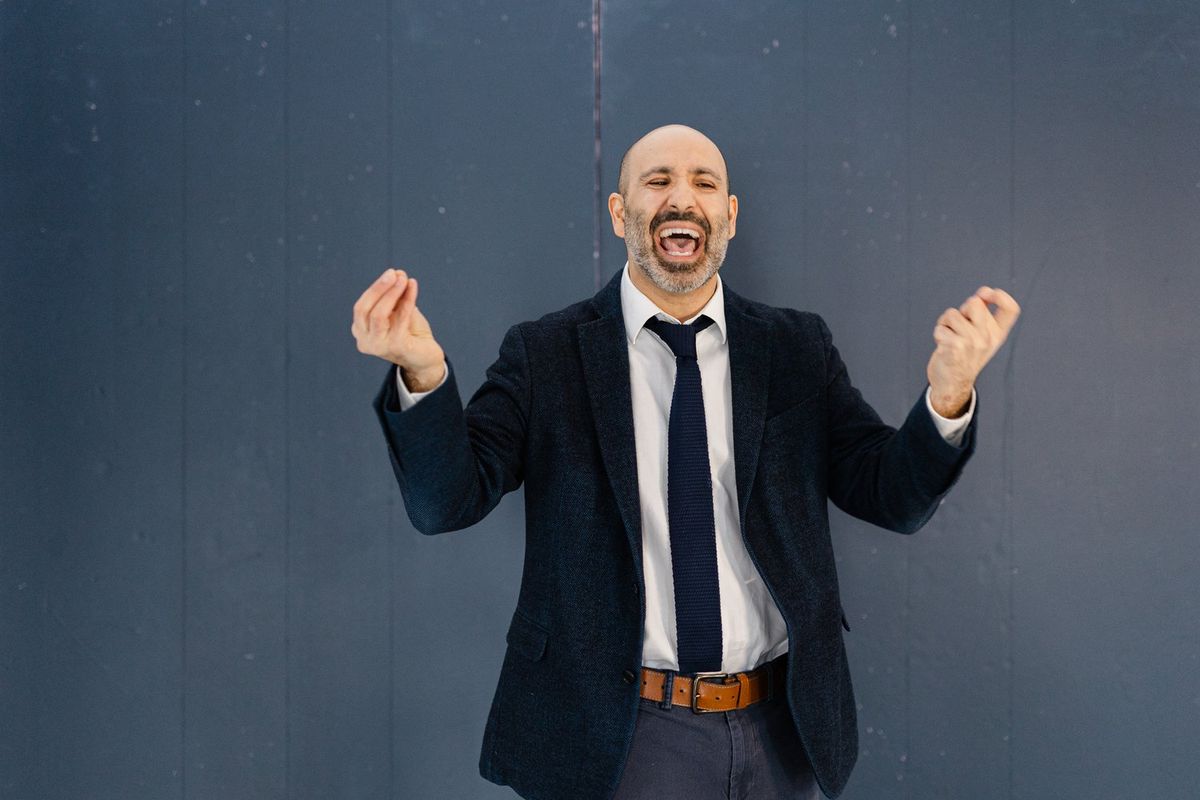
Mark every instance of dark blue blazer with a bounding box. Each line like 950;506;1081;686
373;267;976;799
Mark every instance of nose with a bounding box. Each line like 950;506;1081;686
665;182;698;212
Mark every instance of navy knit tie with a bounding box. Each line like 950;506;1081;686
644;314;722;675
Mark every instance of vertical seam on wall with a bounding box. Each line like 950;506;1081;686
282;0;293;796
1006;1;1017;796
386;0;397;795
903;0;913;793
180;0;189;796
591;0;603;291
800;3;808;292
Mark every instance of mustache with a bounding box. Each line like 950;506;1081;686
648;210;710;236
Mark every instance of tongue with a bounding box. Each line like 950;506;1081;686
662;234;697;256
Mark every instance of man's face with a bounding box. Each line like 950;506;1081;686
609;127;738;295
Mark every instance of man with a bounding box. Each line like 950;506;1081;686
352;124;1019;799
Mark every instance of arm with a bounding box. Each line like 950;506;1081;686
372;326;530;534
824;285;1019;533
822;317;977;534
352;268;530;534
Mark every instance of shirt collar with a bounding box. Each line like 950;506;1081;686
619;261;728;346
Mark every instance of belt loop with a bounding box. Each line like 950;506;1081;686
659;670;675;711
766;658;777;703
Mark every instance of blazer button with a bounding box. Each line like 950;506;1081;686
622;669;637;685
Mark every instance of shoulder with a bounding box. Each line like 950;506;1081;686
725;286;830;345
507;295;596;340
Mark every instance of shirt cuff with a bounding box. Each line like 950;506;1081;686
395;361;449;410
925;386;975;448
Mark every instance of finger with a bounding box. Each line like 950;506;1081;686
938;307;972;337
366;271;409;334
932;325;956;346
960;294;1003;342
958;294;984;321
393;277;419;336
977;286;1021;333
353;269;400;334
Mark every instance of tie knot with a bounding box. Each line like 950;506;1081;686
644;315;713;360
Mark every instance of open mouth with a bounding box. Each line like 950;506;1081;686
654;224;705;260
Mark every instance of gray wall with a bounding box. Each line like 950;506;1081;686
2;1;1197;798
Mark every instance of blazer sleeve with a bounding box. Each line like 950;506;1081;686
371;323;531;534
820;316;977;534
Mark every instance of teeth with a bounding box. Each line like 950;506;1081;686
658;227;699;239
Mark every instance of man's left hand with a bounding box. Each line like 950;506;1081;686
926;286;1021;418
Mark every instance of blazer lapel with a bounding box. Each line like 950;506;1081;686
576;270;775;574
578;270;644;575
723;286;772;534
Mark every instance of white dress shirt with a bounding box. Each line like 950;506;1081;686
395;262;975;673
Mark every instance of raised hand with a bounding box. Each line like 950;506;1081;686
926;286;1021;418
352;268;446;392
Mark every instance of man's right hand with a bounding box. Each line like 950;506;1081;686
352;268;446;392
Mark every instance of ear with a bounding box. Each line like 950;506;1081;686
726;194;738;239
607;192;626;238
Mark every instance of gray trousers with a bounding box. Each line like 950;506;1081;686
610;686;824;799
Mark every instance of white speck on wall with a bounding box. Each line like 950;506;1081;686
437;206;446;214
90;126;99;142
85;101;96;110
260;40;268;48
348;112;356;119
762;47;770;55
365;164;374;173
866;206;874;214
888;24;898;38
772;39;779;48
577;19;587;29
194;98;201;106
245;33;252;41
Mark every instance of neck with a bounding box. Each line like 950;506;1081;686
627;260;718;322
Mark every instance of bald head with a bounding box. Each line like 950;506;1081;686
617;124;730;197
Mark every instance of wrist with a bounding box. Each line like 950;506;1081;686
929;384;972;419
400;362;445;393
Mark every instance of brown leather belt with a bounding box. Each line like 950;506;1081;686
639;655;787;713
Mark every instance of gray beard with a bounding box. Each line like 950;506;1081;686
625;210;729;295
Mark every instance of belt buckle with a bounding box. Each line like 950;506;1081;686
689;671;730;714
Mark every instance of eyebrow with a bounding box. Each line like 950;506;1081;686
638;165;724;184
